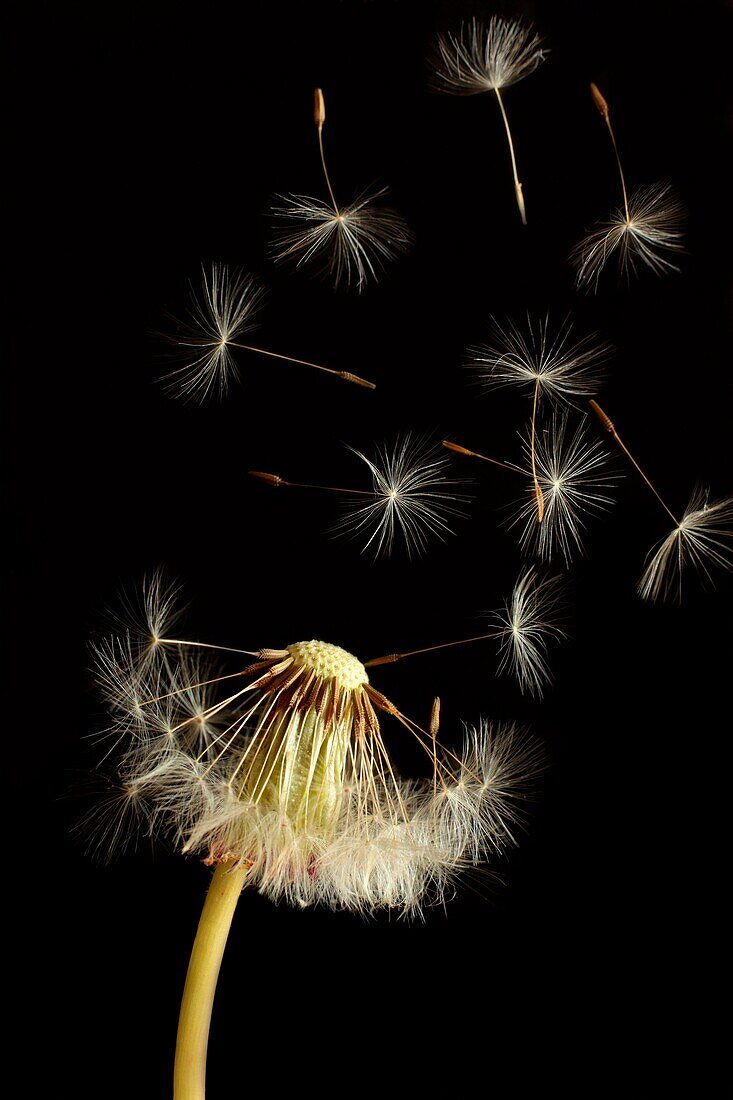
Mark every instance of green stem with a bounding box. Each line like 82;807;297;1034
174;861;249;1100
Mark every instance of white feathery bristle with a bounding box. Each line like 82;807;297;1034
493;568;566;697
470;315;608;404
511;413;617;564
334;433;470;558
572;182;685;291
432;16;546;95
271;187;412;291
638;488;733;602
161;263;265;402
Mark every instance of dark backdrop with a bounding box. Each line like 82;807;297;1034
6;0;731;1094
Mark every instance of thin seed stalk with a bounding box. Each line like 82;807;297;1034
228;342;375;390
174;861;249;1100
530;378;545;523
493;85;527;224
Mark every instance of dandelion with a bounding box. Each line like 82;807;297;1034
161;262;375;401
250;433;470;559
511;414;617;564
431;16;547;223
364;565;566;699
470;315;608;523
89;580;543;1099
589;399;733;600
271;88;412;290
572;84;684;289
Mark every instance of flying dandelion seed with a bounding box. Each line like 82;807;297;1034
493;568;567;698
271;88;412;290
443;425;615;563
470;315;609;524
161;262;375;401
364;566;566;699
638;489;733;602
571;84;684;289
572;183;685;289
88;578;543;1098
511;414;617;564
249;434;470;559
590;400;733;601
431;16;547;223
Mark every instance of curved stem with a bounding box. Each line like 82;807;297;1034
493;86;527;224
174;861;249;1100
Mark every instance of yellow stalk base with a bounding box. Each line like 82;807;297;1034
173;861;248;1100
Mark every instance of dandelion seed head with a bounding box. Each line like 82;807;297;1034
432;16;547;95
161;264;265;402
511;414;617;564
638;488;733;602
334;433;470;559
286;639;369;690
572;183;685;290
470;316;608;404
271;187;412;291
89;590;540;915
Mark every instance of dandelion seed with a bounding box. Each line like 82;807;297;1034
444;423;615;564
431;16;547;223
250;434;470;559
271;88;412;290
89;584;542;1095
493;568;566;698
638;489;733;602
364;566;566;699
161;262;375;401
572;183;685;289
338;436;469;558
470;315;608;523
589;399;733;601
511;414;617;564
471;316;608;401
571;84;684;288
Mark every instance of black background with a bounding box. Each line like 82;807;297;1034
6;0;732;1094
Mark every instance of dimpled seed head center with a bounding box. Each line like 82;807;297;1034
287;640;368;690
